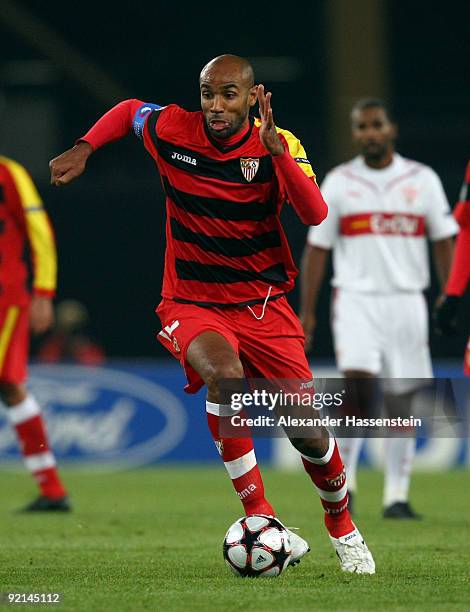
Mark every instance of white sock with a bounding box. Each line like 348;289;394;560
336;437;363;493
6;394;42;424
383;437;415;507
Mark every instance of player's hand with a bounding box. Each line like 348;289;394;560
49;141;93;186
257;84;285;157
433;294;460;336
30;295;54;335
299;311;317;353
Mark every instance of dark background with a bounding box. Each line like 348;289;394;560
1;1;469;359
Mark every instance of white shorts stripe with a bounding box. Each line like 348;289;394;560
24;451;56;472
302;436;335;465
206;401;240;417
7;395;41;425
224;449;257;479
315;481;348;503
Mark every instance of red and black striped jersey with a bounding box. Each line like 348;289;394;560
0;157;56;307
137;103;316;307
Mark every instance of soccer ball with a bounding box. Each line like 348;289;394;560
223;515;292;577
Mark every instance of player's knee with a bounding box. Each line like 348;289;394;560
289;434;328;458
0;382;24;406
205;361;244;401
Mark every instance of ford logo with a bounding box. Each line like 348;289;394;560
0;365;188;468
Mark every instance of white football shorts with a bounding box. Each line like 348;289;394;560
331;289;433;384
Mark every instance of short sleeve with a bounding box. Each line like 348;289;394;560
307;172;340;248
424;168;459;240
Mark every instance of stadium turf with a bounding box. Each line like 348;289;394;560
0;467;468;611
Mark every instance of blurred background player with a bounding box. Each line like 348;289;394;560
434;161;470;373
49;55;375;573
36;299;105;366
300;98;458;519
0;155;70;511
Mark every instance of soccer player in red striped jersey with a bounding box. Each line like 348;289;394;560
434;161;470;374
50;55;375;573
0;155;70;511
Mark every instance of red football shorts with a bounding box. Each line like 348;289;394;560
0;305;29;384
156;296;312;393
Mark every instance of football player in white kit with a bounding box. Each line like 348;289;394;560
300;98;458;519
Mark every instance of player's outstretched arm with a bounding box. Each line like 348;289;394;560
50;98;145;186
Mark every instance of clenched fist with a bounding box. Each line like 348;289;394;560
49;141;93;186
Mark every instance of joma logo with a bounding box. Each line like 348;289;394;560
237;484;257;500
171;152;197;165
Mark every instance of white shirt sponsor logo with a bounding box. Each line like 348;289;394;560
370;213;420;235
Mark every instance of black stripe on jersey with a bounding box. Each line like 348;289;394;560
170;217;281;257
164;177;275;221
0;185;4;203
149;133;273;184
146;108;169;134
173;291;285;308
175;259;288;284
0;220;4;233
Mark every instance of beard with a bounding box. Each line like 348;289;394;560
205;114;247;140
361;142;389;162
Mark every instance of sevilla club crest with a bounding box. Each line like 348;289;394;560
240;158;260;182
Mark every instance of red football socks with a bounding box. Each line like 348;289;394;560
301;436;354;538
8;395;67;499
206;402;275;516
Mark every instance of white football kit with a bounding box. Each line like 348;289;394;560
308;153;458;377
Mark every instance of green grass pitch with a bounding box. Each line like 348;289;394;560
0;467;469;611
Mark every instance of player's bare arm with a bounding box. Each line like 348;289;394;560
49;141;93;186
29;295;54;335
433;237;455;293
257;84;284;156
299;245;330;351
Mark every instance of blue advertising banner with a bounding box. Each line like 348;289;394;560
0;362;271;466
0;361;467;468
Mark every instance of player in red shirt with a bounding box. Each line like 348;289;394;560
50;55;374;573
434;161;470;374
0;155;70;511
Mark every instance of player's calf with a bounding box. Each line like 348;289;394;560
206;401;275;517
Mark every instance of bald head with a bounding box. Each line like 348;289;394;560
199;54;258;140
200;54;255;88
